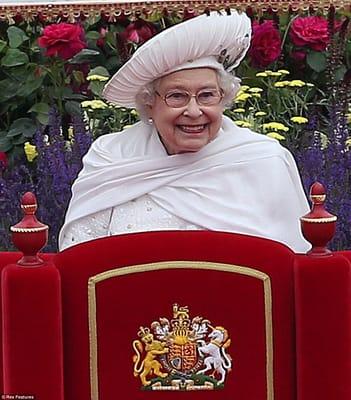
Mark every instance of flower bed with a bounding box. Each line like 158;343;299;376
0;6;350;251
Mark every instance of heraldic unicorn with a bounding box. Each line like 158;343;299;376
132;304;232;391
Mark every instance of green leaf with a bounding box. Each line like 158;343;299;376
1;48;29;67
12;135;28;145
267;87;282;114
28;102;50;125
35;113;49;125
8;118;36;138
89;80;105;96
0;40;7;53
306;51;327;73
335;65;347;82
86;31;100;40
105;55;121;71
7;65;34;82
16;75;44;97
0;137;12;152
0;79;19;101
7;26;29;49
28;102;50;114
88;66;110;78
62;87;87;101
65;100;82;116
69;49;100;64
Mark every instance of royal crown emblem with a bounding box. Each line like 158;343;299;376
132;304;232;391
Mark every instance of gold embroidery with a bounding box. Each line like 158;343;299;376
88;261;273;400
132;304;232;390
300;216;337;223
0;1;347;23
10;225;48;233
310;194;326;202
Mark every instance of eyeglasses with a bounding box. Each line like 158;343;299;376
155;88;223;108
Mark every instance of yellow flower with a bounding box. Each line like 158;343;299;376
81;100;108;109
345;138;351;148
291;116;308;124
251;93;261;98
266;132;286;140
306;83;315;87
86;74;109;82
240;85;250;91
130;109;139;116
256;72;268;77
255;111;267;117
67;126;74;140
248;87;263;93
235;93;251;102
269;72;282;77
263;122;289;132
264;70;273;74
274;81;290;88
234;120;252;128
233;108;246;113
277;69;290;75
289;80;306;87
24;142;38;162
249;107;254;111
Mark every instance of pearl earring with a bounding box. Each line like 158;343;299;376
148;117;153;124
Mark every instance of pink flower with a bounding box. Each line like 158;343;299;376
289;16;329;51
0;152;8;169
38;23;86;60
97;27;108;48
249;21;282;68
120;20;157;44
291;50;307;63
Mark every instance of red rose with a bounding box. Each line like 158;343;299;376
249;21;282;68
289;16;329;51
38;23;86;60
120;20;157;44
0;152;8;169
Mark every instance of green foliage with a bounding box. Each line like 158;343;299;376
0;9;349;163
307;51;327;72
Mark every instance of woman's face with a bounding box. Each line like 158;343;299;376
147;68;224;155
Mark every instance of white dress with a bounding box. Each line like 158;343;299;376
60;194;202;250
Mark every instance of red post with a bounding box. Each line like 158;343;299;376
1;192;64;399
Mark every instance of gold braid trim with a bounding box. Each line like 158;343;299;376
300;216;337;223
0;0;347;22
10;225;48;233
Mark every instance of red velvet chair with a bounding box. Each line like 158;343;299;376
1;231;351;400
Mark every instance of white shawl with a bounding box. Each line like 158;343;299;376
59;116;310;252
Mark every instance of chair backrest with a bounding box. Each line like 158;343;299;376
54;231;296;400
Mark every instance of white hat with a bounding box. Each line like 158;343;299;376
103;10;251;108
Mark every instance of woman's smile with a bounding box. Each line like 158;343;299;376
176;124;208;134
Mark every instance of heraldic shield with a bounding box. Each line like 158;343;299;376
132;304;232;391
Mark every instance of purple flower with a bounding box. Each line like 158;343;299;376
1;107;92;252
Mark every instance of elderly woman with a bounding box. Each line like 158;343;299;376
59;10;310;252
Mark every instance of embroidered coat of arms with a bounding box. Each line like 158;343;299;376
132;304;232;391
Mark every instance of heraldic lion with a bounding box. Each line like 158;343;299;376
133;327;169;386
